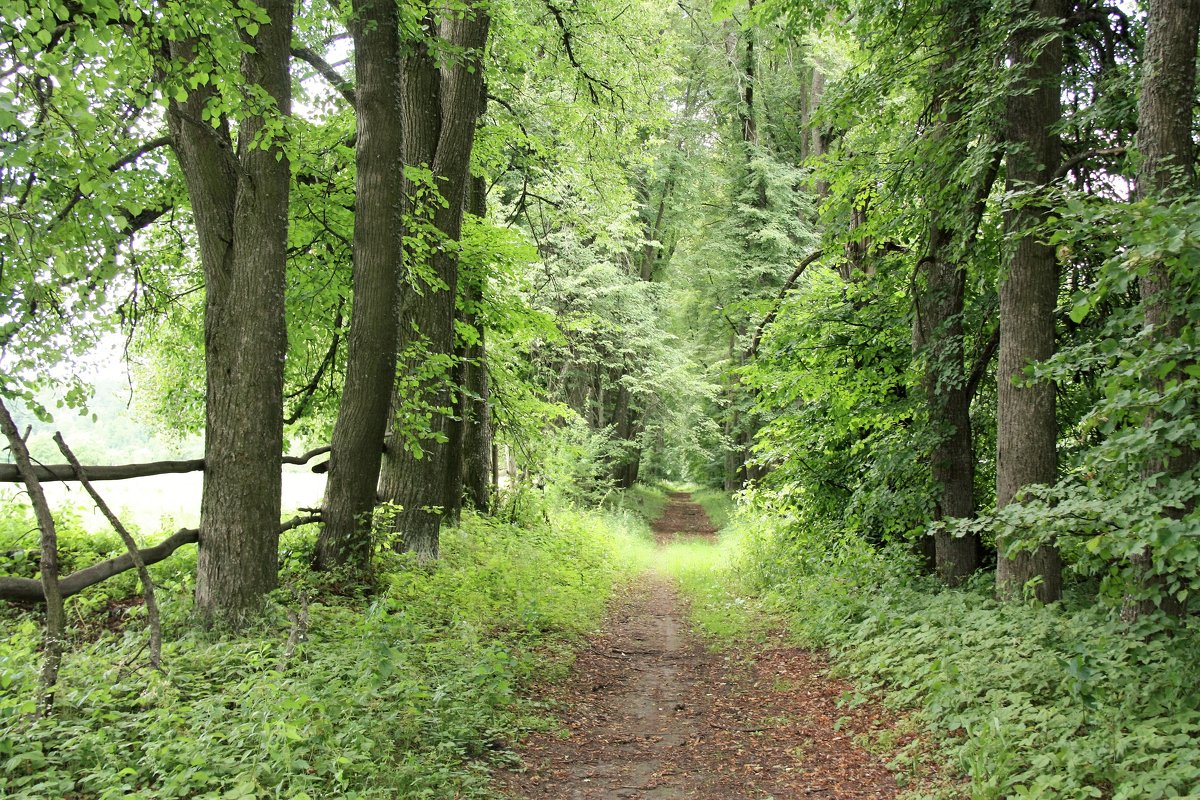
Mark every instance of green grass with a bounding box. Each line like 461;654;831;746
605;482;734;532
655;516;772;647
690;487;734;531
0;501;656;799
602;483;669;523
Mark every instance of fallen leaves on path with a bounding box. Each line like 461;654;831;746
495;493;933;799
650;492;718;544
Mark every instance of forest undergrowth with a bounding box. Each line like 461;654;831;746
0;492;656;799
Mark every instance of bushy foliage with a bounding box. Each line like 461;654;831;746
745;269;936;547
0;504;653;799
735;511;1200;800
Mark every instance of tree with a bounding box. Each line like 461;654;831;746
1125;0;1200;618
314;0;405;572
911;1;995;584
164;0;294;623
378;1;491;560
459;176;496;512
995;0;1067;603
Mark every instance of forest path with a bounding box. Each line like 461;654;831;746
496;494;908;799
649;491;718;544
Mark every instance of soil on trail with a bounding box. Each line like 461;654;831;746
650;491;718;544
497;493;915;800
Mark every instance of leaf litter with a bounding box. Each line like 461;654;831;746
496;494;939;799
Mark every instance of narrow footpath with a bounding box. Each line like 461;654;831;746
497;493;922;799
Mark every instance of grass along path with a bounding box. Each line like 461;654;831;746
497;493;923;799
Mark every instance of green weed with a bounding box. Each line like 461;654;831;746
738;514;1200;800
656;521;771;647
0;501;654;799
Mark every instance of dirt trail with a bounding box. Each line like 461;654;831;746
650;492;717;544
497;493;917;799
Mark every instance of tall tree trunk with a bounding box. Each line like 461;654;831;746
1125;0;1200;619
462;175;494;512
914;30;983;586
995;0;1065;603
378;5;490;561
166;0;292;625
916;225;979;583
721;18;762;489
723;332;745;491
315;0;405;571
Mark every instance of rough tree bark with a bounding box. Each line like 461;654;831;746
165;0;292;625
913;14;986;586
462;175;494;512
995;0;1066;603
1125;0;1200;619
378;4;490;560
314;0;405;571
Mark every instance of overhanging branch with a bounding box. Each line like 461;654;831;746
291;46;356;108
749;250;822;357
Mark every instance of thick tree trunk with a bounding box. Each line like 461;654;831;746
379;5;490;561
462;177;494;512
918;263;980;583
995;0;1065;603
315;0;405;571
1125;0;1200;619
914;46;982;586
166;0;292;625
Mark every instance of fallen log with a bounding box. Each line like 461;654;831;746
0;513;321;603
0;445;331;483
0;527;199;603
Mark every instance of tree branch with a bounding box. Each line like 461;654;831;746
53;432;162;667
965;327;1000;400
1054;146;1126;179
109;135;173;172
291;46;356;108
0;514;323;604
0;399;65;713
118;204;174;236
544;1;617;105
749;250;822;357
284;300;345;425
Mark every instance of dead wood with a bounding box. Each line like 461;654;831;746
0;445;331;483
0;513;321;603
53;432;163;668
0;399;66;715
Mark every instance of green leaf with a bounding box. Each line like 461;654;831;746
1069;296;1092;324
